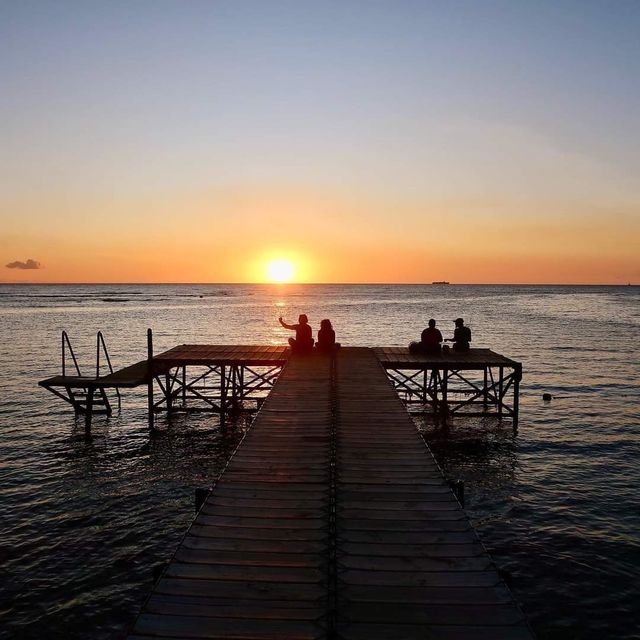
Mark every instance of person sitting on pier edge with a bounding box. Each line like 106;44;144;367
279;314;314;352
445;317;471;352
316;318;340;352
409;318;442;354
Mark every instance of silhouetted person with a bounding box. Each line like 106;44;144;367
421;318;443;353
279;314;314;352
316;318;340;352
409;318;442;354
445;317;471;352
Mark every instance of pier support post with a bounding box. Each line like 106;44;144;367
165;371;172;413
220;365;226;426
448;479;465;507
513;364;521;432
147;328;154;431
152;563;167;584
195;487;210;513
85;387;94;434
99;387;112;417
233;366;238;407
483;367;488;413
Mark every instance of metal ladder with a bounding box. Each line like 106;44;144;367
61;331;120;417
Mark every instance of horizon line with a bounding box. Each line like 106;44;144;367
0;281;636;287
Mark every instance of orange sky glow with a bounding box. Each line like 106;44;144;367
1;186;638;284
2;4;639;285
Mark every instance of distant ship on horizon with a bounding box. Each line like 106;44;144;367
431;280;450;285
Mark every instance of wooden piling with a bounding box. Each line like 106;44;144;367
147;328;154;430
513;364;522;432
85;387;94;433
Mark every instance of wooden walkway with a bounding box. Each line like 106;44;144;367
128;348;532;639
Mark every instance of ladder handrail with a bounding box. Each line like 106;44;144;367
96;331;115;377
62;331;82;377
96;331;121;407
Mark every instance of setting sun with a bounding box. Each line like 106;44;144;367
266;259;295;283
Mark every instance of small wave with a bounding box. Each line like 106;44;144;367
553;346;620;352
101;298;130;303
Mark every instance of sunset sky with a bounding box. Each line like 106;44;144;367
1;1;638;284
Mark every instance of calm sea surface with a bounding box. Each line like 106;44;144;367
0;284;638;639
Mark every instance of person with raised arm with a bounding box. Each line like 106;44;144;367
279;314;314;352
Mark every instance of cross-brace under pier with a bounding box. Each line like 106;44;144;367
145;341;289;429
374;347;522;429
149;361;284;420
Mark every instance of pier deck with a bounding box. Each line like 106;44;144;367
39;341;522;430
128;348;532;639
374;346;520;369
154;344;290;367
375;347;522;427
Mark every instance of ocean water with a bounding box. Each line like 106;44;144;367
0;284;638;639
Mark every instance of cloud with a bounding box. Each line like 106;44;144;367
6;258;42;270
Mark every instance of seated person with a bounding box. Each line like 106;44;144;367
279;314;314;352
316;318;340;352
445;317;471;352
409;318;442;354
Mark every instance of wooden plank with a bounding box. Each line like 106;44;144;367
339;542;484;557
134;614;325;640
155;577;326;601
189;524;328;542
342;583;515;605
339;569;501;588
182;535;326;555
338;555;492;572
146;594;323;620
174;548;324;568
340;602;525;625
336;623;532;640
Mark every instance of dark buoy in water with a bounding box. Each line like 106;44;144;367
543;393;553;401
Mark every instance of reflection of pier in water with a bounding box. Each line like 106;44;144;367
38;334;531;639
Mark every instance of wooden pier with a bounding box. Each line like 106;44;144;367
39;332;522;432
125;347;532;639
